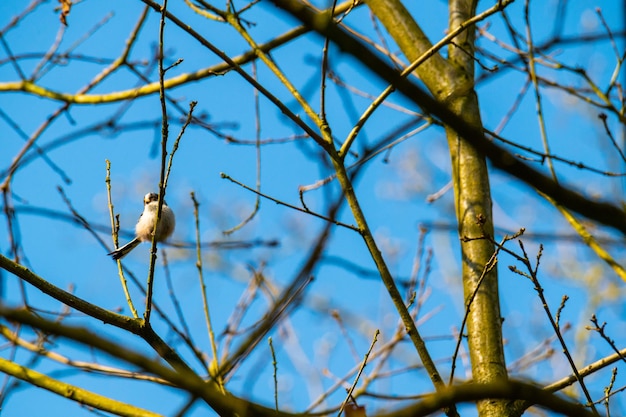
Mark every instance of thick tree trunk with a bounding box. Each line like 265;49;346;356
364;0;508;415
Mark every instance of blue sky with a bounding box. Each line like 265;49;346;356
1;0;626;416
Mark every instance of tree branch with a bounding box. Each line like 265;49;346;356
267;0;626;235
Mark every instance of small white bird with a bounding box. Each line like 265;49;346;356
108;192;175;260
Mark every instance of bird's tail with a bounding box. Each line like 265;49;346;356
108;238;141;260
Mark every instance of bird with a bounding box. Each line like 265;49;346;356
108;192;175;260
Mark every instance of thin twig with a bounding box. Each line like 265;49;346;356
220;172;359;232
145;0;171;323
190;192;223;392
106;160;139;318
223;61;261;235
338;329;379;417
269;337;279;411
